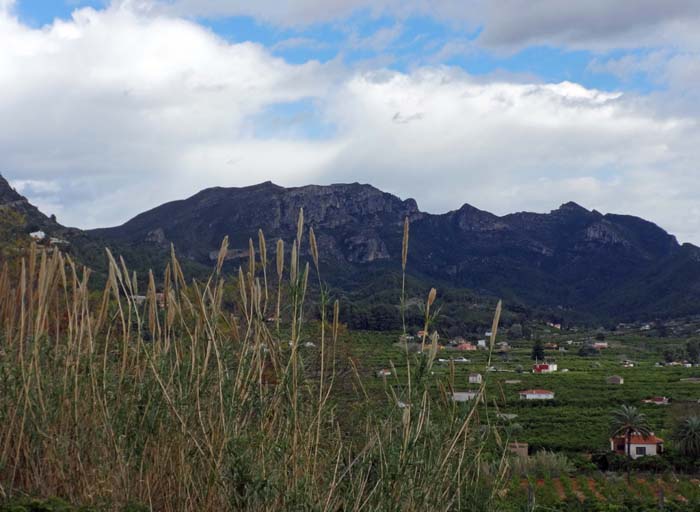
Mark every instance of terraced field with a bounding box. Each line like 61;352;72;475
335;329;700;509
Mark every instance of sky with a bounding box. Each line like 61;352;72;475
2;1;700;244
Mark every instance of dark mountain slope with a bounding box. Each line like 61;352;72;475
90;181;700;323
0;175;208;280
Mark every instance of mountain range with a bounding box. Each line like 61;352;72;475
3;175;700;327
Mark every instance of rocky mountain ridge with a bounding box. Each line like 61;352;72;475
90;181;700;322
4;174;700;323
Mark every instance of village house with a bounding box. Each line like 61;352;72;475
519;389;555;400
376;369;392;378
593;341;609;349
610;433;664;459
532;362;557;374
606;375;624;385
468;373;482;384
29;230;46;241
477;339;487;348
456;342;477;351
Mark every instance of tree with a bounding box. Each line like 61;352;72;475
578;345;600;357
508;323;523;339
531;339;545;361
674;416;700;458
687;340;700;364
610;405;652;460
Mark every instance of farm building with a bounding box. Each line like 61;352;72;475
519;389;555;400
468;373;482;384
452;391;479;402
532;363;557;374
607;375;624;385
610;433;664;459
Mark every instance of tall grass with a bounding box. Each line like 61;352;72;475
0;211;508;511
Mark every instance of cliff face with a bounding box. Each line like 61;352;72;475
88;180;700;321
90;182;422;264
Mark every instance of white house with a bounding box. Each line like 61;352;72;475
519;389;555;400
533;363;557;374
477;339;487;348
468;373;482;384
610;433;664;459
452;391;479;402
29;230;46;241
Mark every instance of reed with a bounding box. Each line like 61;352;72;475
401;217;409;336
0;216;507;511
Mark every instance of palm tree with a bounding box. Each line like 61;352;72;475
674;416;700;457
610;405;652;459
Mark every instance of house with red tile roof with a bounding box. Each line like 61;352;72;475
610;433;664;459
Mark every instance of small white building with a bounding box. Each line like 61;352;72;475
452;391;479;402
477;339;487;348
610;433;664;459
29;230;46;241
468;373;482;384
519;389;555;400
376;369;392;378
533;363;558;374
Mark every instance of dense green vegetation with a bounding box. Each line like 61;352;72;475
2;210;700;511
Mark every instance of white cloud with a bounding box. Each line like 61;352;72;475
318;69;700;243
0;4;339;227
3;4;700;246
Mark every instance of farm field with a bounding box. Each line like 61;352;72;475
347;330;700;452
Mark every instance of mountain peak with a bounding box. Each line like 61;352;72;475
555;201;589;213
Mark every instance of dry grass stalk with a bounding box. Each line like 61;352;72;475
0;217;506;512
